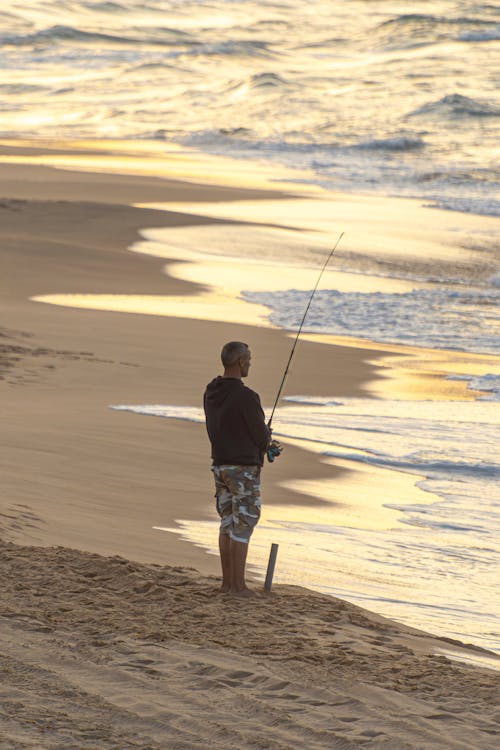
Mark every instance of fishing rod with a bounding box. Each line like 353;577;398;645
268;231;344;432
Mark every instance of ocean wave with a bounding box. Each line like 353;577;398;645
247;72;288;88
283;396;344;407
187;40;274;59
0;24;192;47
181;130;423;155
84;2;128;11
459;25;500;42
180;130;318;150
297;36;350;50
0;11;23;22
0;83;49;94
180;128;254;146
378;13;497;29
409;94;500;119
377;13;499;33
242;287;500;355
223;72;289;97
173;127;499;220
325;451;499;481
417;168;500;186
110;405;204;423
425;196;500;218
447;374;500;401
377;13;442;31
374;13;499;48
126;61;185;73
353;136;425;152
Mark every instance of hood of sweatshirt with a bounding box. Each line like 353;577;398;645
204;376;244;406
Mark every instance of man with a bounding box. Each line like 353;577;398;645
204;341;271;597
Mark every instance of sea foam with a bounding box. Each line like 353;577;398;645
242;287;500;355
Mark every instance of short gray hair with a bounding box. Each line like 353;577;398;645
221;341;249;367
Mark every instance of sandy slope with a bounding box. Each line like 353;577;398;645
1;541;499;750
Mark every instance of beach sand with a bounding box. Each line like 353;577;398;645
1;141;499;749
2;540;499;750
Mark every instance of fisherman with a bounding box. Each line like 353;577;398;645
204;341;271;597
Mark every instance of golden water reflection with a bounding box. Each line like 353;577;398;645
275;452;432;532
0;138;314;191
32;291;272;327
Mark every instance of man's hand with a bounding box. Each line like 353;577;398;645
267;439;283;463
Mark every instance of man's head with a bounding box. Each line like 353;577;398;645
221;341;251;378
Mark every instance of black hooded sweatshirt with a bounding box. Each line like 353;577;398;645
204;376;271;467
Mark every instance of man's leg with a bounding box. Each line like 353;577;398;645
219;530;232;593
230;538;254;596
226;465;261;596
213;466;233;593
230;538;249;592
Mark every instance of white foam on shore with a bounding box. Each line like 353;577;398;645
446;373;500;400
111;404;204;422
244;286;500;355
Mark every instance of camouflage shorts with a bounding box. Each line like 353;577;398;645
212;464;261;544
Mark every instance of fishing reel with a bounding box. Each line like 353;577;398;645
267;439;283;463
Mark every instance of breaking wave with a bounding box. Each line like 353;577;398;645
375;13;500;48
242;287;500;355
353;136;425;152
409;94;500;119
0;24;191;47
459;25;500;42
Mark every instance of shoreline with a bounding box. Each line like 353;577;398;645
1;138;496;585
0;142;387;576
1;139;499;748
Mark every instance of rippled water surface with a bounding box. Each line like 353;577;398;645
1;0;499;213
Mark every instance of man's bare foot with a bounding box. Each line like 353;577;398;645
230;587;259;598
218;584;231;593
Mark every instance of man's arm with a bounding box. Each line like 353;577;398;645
241;389;271;452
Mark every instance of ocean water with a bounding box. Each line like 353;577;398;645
1;0;500;215
244;285;500;355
